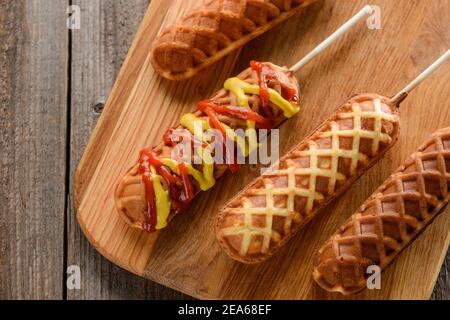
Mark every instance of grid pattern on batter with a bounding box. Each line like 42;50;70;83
151;0;308;76
220;98;399;256
313;128;450;294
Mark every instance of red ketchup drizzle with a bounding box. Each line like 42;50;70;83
162;129;197;212
177;161;194;205
138;149;158;232
139;147;195;231
164;127;207;150
163;128;181;147
250;60;299;112
250;60;271;115
143;149;180;185
198;101;227;138
210;104;271;129
198;101;240;173
282;86;299;104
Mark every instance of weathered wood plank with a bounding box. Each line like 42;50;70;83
67;0;188;299
432;248;449;300
0;0;68;299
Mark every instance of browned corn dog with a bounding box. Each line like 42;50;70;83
215;93;403;263
115;62;300;232
313;127;450;295
151;0;316;80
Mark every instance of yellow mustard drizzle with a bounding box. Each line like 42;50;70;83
150;167;171;230
224;77;300;154
181;113;248;156
224;78;258;154
161;150;215;192
147;74;299;230
224;77;299;118
180;113;210;142
221;122;248;157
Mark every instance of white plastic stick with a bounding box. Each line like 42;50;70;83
290;5;374;73
392;49;450;102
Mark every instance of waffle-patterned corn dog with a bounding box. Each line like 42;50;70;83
115;62;300;232
216;93;402;263
313;127;450;295
151;0;315;80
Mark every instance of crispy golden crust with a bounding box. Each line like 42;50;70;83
115;63;299;230
215;94;402;264
151;0;316;80
313;127;450;295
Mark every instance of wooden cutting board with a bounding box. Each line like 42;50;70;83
74;0;450;299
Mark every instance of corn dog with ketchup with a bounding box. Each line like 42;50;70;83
115;61;300;232
115;7;374;233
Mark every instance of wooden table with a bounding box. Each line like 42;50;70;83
0;0;448;299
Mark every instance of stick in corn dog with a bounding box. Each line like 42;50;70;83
151;0;317;81
116;6;374;233
215;50;450;263
313;126;450;295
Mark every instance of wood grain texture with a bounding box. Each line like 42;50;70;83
0;0;68;299
73;0;450;299
67;0;187;299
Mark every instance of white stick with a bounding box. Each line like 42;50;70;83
392;49;450;102
290;5;374;73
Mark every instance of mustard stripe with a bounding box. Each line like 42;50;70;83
150;166;171;230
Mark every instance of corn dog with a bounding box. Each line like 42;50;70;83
151;0;316;80
215;93;402;263
313;127;450;295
